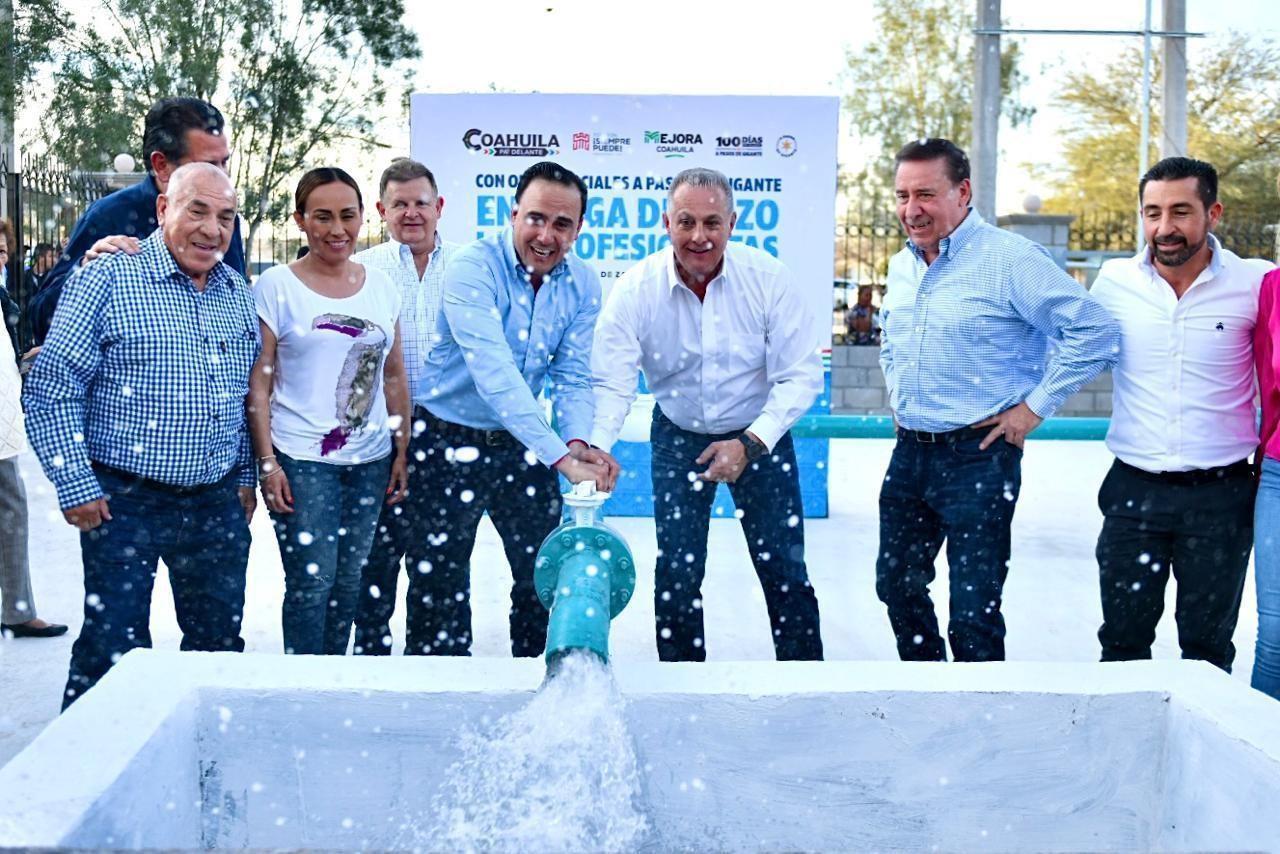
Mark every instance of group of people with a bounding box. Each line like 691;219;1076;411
877;138;1278;701
6;96;1279;712
13;97;825;709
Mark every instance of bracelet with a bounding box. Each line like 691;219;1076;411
258;466;283;484
257;454;278;463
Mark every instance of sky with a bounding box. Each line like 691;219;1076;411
18;0;1280;215
392;0;1279;212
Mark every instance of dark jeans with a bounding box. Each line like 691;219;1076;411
651;409;823;662
270;451;388;656
402;408;561;657
64;465;249;710
353;495;415;656
876;429;1022;662
1096;458;1254;671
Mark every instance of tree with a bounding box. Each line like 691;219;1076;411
1;0;69;126
1042;33;1280;223
841;0;1033;182
41;0;419;245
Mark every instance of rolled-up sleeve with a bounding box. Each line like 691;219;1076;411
747;269;823;451
1011;248;1120;418
22;264;110;509
589;281;644;452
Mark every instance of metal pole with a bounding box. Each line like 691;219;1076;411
971;0;1002;221
1161;0;1188;158
1138;0;1153;251
0;0;13;223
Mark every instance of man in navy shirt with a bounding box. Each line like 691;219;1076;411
27;97;245;345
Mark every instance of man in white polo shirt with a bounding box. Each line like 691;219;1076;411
351;157;459;655
1091;156;1274;671
589;167;825;661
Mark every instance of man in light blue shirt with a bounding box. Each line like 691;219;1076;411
876;138;1118;663
405;161;616;657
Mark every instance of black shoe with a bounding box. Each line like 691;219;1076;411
1;621;69;638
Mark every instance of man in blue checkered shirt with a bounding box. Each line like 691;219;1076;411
876;138;1118;663
24;163;260;709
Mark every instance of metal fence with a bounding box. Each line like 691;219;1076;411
245;217;387;278
1070;210;1278;260
4;154;114;349
835;191;903;290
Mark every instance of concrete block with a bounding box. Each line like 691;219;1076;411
832;367;868;388
829;347;850;368
840;388;887;410
846;346;884;367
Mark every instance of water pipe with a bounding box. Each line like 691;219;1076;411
534;481;636;666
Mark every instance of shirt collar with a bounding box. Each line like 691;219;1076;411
391;234;443;265
146;230;233;292
1138;232;1223;281
503;226;568;285
665;245;731;293
907;206;983;262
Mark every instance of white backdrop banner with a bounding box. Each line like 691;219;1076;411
409;93;839;348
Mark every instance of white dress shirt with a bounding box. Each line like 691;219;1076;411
1091;235;1273;472
354;235;457;399
589;243;823;452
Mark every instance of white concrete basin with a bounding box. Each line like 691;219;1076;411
0;651;1277;851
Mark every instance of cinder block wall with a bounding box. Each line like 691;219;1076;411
830;345;1113;417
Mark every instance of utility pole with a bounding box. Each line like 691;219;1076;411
971;0;1002;221
1161;0;1188;158
1;0;14;223
972;5;1203;251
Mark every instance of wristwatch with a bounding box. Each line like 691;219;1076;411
738;432;768;462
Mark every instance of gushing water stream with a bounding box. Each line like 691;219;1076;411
406;651;650;852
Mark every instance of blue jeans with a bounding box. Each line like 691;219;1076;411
271;451;388;655
876;430;1022;662
650;409;823;661
64;465;250;709
1254;458;1280;699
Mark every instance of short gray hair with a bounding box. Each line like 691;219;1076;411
668;167;734;213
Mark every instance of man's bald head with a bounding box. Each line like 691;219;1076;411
158;162;239;286
165;162;235;207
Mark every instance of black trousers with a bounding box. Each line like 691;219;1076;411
402;408;561;657
1096;458;1255;671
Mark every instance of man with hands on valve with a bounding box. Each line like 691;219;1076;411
403;160;618;659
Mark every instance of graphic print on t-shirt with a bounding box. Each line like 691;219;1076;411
313;313;388;456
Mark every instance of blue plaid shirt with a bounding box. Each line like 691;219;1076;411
23;232;259;510
419;227;599;466
880;209;1118;432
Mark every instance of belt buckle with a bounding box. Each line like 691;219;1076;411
917;430;939;444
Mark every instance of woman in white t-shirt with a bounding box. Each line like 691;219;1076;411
248;168;411;655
